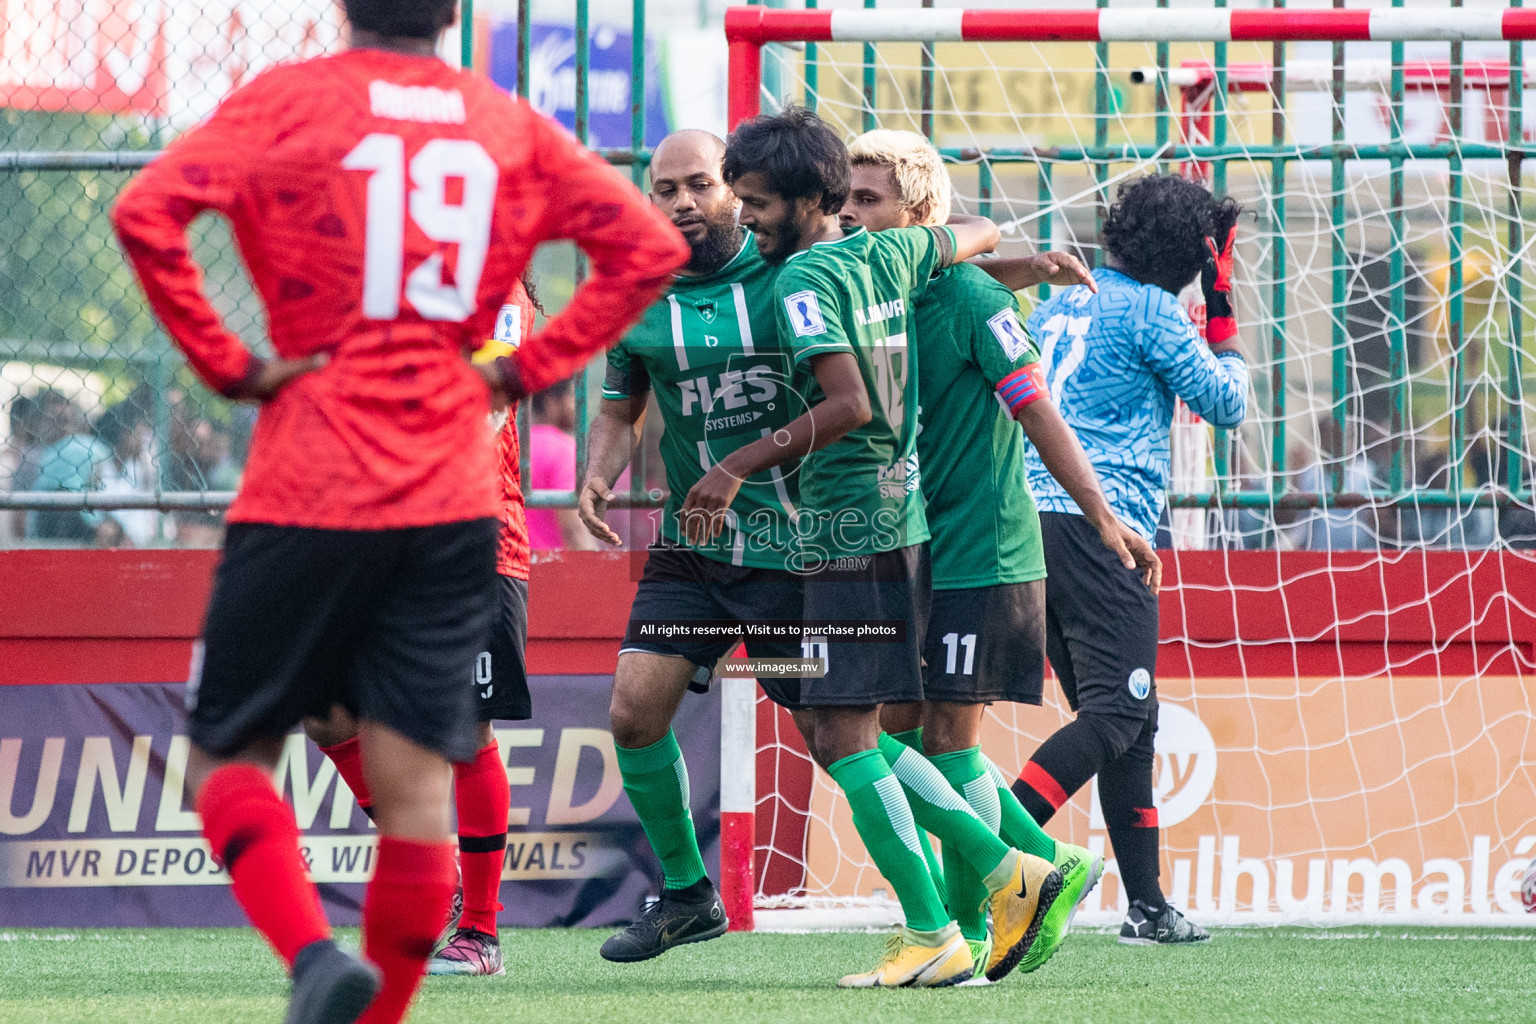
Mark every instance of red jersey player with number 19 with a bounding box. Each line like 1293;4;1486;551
111;2;687;1023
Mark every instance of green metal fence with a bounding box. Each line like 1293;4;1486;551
1;1;1533;551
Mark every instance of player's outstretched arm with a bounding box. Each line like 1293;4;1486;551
495;120;689;400
578;396;648;547
1016;398;1162;593
678;352;870;545
972;252;1097;294
945;213;1001;264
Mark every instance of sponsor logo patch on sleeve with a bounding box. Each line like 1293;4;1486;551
784;290;827;337
987;308;1032;361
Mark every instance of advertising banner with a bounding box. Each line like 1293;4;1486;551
0;677;719;928
487;21;670;150
802;675;1536;923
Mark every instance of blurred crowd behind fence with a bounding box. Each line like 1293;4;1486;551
2;0;1535;553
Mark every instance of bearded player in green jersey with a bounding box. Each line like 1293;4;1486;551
579;129;811;964
675;107;1057;988
841;128;1161;975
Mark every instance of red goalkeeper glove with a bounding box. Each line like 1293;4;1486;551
1201;225;1237;345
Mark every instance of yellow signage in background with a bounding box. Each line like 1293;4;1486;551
797;42;1280;151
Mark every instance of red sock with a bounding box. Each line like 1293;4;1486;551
359;836;456;1024
321;736;374;820
197;763;330;969
454;740;509;936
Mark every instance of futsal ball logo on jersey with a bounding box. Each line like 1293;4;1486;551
785;290;827;337
694;299;718;324
494;303;524;350
987;308;1033;361
1128;667;1152;700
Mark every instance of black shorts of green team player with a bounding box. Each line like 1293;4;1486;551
797;542;931;708
922;579;1047;705
189;519;499;765
620;544;808;709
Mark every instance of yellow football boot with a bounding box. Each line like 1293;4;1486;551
1016;842;1104;975
837;928;975;988
985;852;1065;982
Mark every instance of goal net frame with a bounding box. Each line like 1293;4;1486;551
715;5;1536;933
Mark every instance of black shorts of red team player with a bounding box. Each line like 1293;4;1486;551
187;519;499;764
473;574;531;722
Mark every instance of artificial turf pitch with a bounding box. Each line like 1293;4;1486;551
0;926;1530;1024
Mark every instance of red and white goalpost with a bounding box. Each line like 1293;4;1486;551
716;6;1536;930
726;4;1536;129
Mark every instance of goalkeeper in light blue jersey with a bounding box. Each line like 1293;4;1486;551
1012;174;1248;946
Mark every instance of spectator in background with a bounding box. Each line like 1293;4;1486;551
1287;418;1381;551
163;391;240;547
30;395;112;542
13;390;70;494
95;401;160;547
1396;439;1495;550
528;378;599;551
0;394;41;543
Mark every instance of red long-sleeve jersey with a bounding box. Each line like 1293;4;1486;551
495;282;534;581
113;48;686;529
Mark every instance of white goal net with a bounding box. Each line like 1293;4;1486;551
737;15;1536;928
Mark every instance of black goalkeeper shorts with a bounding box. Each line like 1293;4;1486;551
1040;512;1159;720
189;519;498;764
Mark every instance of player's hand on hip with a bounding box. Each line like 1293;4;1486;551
1032;252;1097;293
578;478;624;547
1099;519;1163;595
679;465;742;546
235;353;328;403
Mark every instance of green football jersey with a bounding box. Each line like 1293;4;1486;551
915;263;1047;589
774;225;953;559
603;233;803;569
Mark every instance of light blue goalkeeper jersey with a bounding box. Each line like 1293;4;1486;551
1023;267;1248;540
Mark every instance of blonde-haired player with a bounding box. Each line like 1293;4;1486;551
842;128;1159;976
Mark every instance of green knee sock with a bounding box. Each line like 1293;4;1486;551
889;727;947;901
984;754;1058;861
940;842;989;941
877;733;1018;891
616;731;707;890
826;748;951;933
930;747;1003;939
